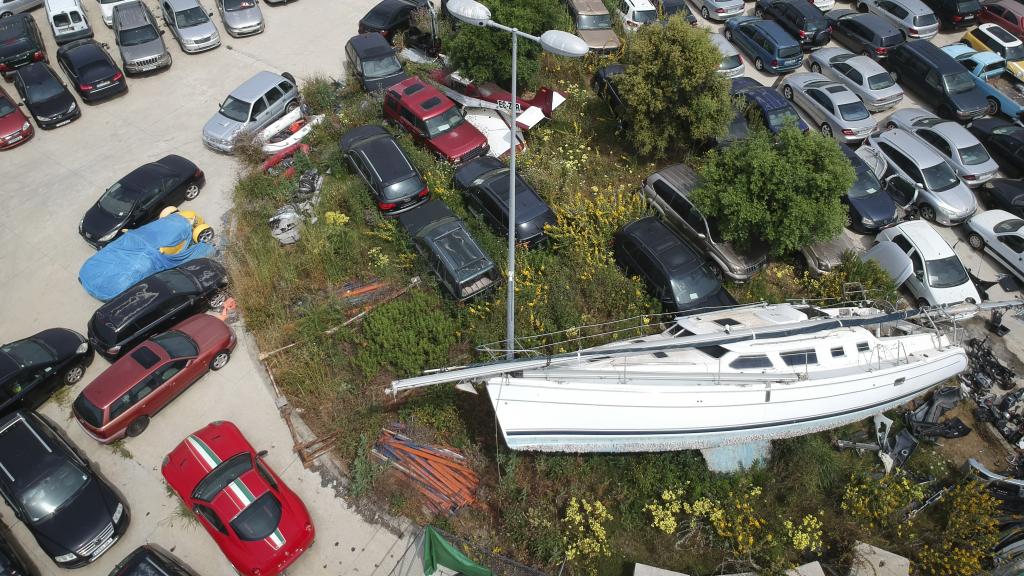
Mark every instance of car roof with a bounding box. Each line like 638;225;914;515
891;0;933;16
347;33;394;59
878;128;945;165
0;15;31;41
166;0;202;10
831;9;893;28
710;33;739;56
0;413;59;486
648;163;700;196
898;40;964;74
358;135;417;184
742;85;790;111
571;0;611;15
978;22;1022;46
15;62;55;83
114;1;153;28
621;217;701;272
387;77;454;119
887;220;955;259
230;71;288;101
60;40;108;64
626;0;656;8
992;0;1023;13
83;343;170;408
813;82;860;105
92;272;179;333
397;197;455;237
918;118;973;142
839;143;870;174
748;19;801;45
112;546;183;576
777;0;826;18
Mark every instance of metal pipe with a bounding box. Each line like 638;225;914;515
506;29;518;361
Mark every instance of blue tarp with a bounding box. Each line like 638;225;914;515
79;214;216;302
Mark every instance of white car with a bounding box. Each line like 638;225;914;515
806;47;903;112
616;0;657;31
966;209;1024;281
875;220;981;307
98;0;134;26
881;108;1000;189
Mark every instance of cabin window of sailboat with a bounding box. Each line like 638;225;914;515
728;355;773;369
830;346;845;358
857;342;870;352
780;349;818;366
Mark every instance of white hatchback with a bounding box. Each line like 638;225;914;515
875;220;981;307
966;210;1024;281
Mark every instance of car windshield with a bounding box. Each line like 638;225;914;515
73;394;105;427
175;7;209;27
927;255;969;288
0;97;14;116
958;142;991;165
633;8;657;22
848;168;882;199
362;54;402;79
231;492;283;541
957;0;980;10
223;0;255;9
118;25;159;46
922;161;961;191
23;73;64;103
720;54;742;70
423;106;464;138
766;109;801;131
0;340;53;367
192;453;251;501
672;265;723;305
723;110;750;143
778;45;802;58
154;269;196;293
151;331;198;359
218;96;250;122
19;460;89;523
993;125;1024;137
838;101;870;121
943;71;976;94
383;176;423;201
97;181;136;216
0;36;31;59
914;13;937;26
1004;43;1024;62
867;72;895;90
995;219;1024;233
577;13;612;28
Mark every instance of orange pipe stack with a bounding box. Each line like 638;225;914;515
372;428;480;514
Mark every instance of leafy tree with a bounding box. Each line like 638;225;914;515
444;0;569;90
691;125;855;257
615;17;732;158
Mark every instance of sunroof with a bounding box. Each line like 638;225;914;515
421;97;442;110
131;347;160;369
825;86;845;93
403;82;425;96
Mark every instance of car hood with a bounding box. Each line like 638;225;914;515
430;123;486;159
930;278;981;306
203;112;245;142
223;7;262;28
949;88;987;114
849;191;897;226
577;29;621;50
364;70;409;92
81;202;129;241
31;478;117;558
179;20;218;40
36;328;87;358
934;182;978;215
0;108;27;135
28;93;74;118
120;40;166;63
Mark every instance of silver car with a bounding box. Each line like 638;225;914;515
780;73;876;143
112;1;171;74
711;33;744;78
216;0;263;37
881;108;1000;188
866;128;978;225
160;0;220;53
0;0;43;18
856;0;938;40
688;0;743;21
202;70;299;153
965;209;1024;281
807;47;903;111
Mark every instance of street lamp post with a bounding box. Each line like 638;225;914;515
445;0;588;360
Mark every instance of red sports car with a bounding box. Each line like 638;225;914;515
162;421;315;576
0;85;33;149
73;314;236;443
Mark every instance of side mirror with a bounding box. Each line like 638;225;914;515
208;10;214;16
696;232;707;239
889;72;896;81
914;181;925;190
160;28;166;34
257;450;268;458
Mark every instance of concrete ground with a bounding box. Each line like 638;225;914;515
0;0;414;574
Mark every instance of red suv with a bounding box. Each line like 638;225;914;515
383;76;489;163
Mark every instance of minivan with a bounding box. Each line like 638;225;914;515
112;1;171;74
45;0;92;44
566;0;621;54
724;16;804;74
921;0;980;29
755;0;831;48
202;70;298;152
857;0;939;39
0;0;42;19
886;40;988;120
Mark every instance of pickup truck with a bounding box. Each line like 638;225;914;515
942;43;1024;123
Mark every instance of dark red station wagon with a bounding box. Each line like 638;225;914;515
383;76;489;164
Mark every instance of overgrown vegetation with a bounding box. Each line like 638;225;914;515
224;22;999;576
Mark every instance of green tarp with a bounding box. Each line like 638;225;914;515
422;526;493;576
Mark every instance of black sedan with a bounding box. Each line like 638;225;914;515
56;40;127;103
614;216;736;313
79;155;205;248
979;179;1024;219
0;328;94;417
453;156;556;246
11;62;79;129
88;258;228;360
357;0;428;43
968;118;1024;178
340;124;429;215
839;144;897;233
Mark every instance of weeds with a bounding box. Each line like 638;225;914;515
108;439;133;460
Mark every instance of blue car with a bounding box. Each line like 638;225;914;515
940;44;1024;123
724;16;803;74
731;77;808;133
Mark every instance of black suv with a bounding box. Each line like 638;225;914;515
886;40;987;121
826;9;904;60
358;0;429;43
398;199;499;301
79;154;205;248
921;0;980;28
0;411;129;568
614;216;736;313
345;33;408;92
591;63;629;129
0;328;94;417
109;545;199;576
0;15;46;80
340;124;429;214
87;258;228;360
754;0;831;48
12;62;80;129
453;156;556;247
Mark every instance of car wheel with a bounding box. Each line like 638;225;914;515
968;232;985;250
282;72;296;85
820;123;833;137
184;183;201;201
861;50;872;58
886;121;896;130
0;11;12;18
810;62;821;73
210;350;231;371
783;85;794;99
754;6;763;16
986;97;1000;116
63;362;85;385
918;203;936;222
702;6;711;19
127;416;149;438
755;57;765;71
917;298;930;308
197;227;215;244
285;99;300;113
208;289;228;308
857;2;867;11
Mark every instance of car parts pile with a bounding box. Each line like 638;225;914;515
269;169;324;245
372;427;479;515
968;459;1024;575
960;338;1023;447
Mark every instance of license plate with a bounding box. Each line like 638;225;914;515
96;81;110;88
7;134;22;143
90;537;115;558
55;119;71;127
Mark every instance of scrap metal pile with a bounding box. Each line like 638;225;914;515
268;168;324;245
968;459;1024;576
960;338;1023;447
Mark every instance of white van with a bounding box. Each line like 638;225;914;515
44;0;93;44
